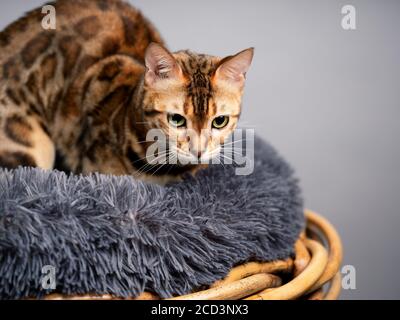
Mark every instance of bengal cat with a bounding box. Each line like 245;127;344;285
0;0;253;184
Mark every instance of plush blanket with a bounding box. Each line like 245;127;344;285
0;136;303;299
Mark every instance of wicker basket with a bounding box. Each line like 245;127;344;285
44;209;343;300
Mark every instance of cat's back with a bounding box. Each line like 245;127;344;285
0;0;163;83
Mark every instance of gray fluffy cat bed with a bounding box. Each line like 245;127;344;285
0;136;303;299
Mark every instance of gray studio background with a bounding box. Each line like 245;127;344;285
1;0;399;299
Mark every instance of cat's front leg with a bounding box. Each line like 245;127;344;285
0;93;55;170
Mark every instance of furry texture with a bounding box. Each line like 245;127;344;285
0;137;304;299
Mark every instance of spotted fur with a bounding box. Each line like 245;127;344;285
0;0;253;184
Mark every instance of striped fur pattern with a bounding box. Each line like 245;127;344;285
0;0;253;183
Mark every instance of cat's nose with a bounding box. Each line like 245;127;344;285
192;150;202;159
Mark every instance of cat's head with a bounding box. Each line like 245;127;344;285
140;43;253;164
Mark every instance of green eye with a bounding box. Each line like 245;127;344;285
168;113;186;128
212;116;229;129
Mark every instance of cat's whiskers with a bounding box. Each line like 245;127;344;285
148;151;175;177
220;139;245;148
129;150;171;179
133;158;163;177
230;149;253;165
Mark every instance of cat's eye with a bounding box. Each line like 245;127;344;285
212;116;229;129
168;113;186;128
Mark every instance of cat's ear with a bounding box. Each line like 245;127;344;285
214;48;254;86
144;43;182;86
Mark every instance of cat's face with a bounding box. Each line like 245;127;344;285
141;43;253;164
